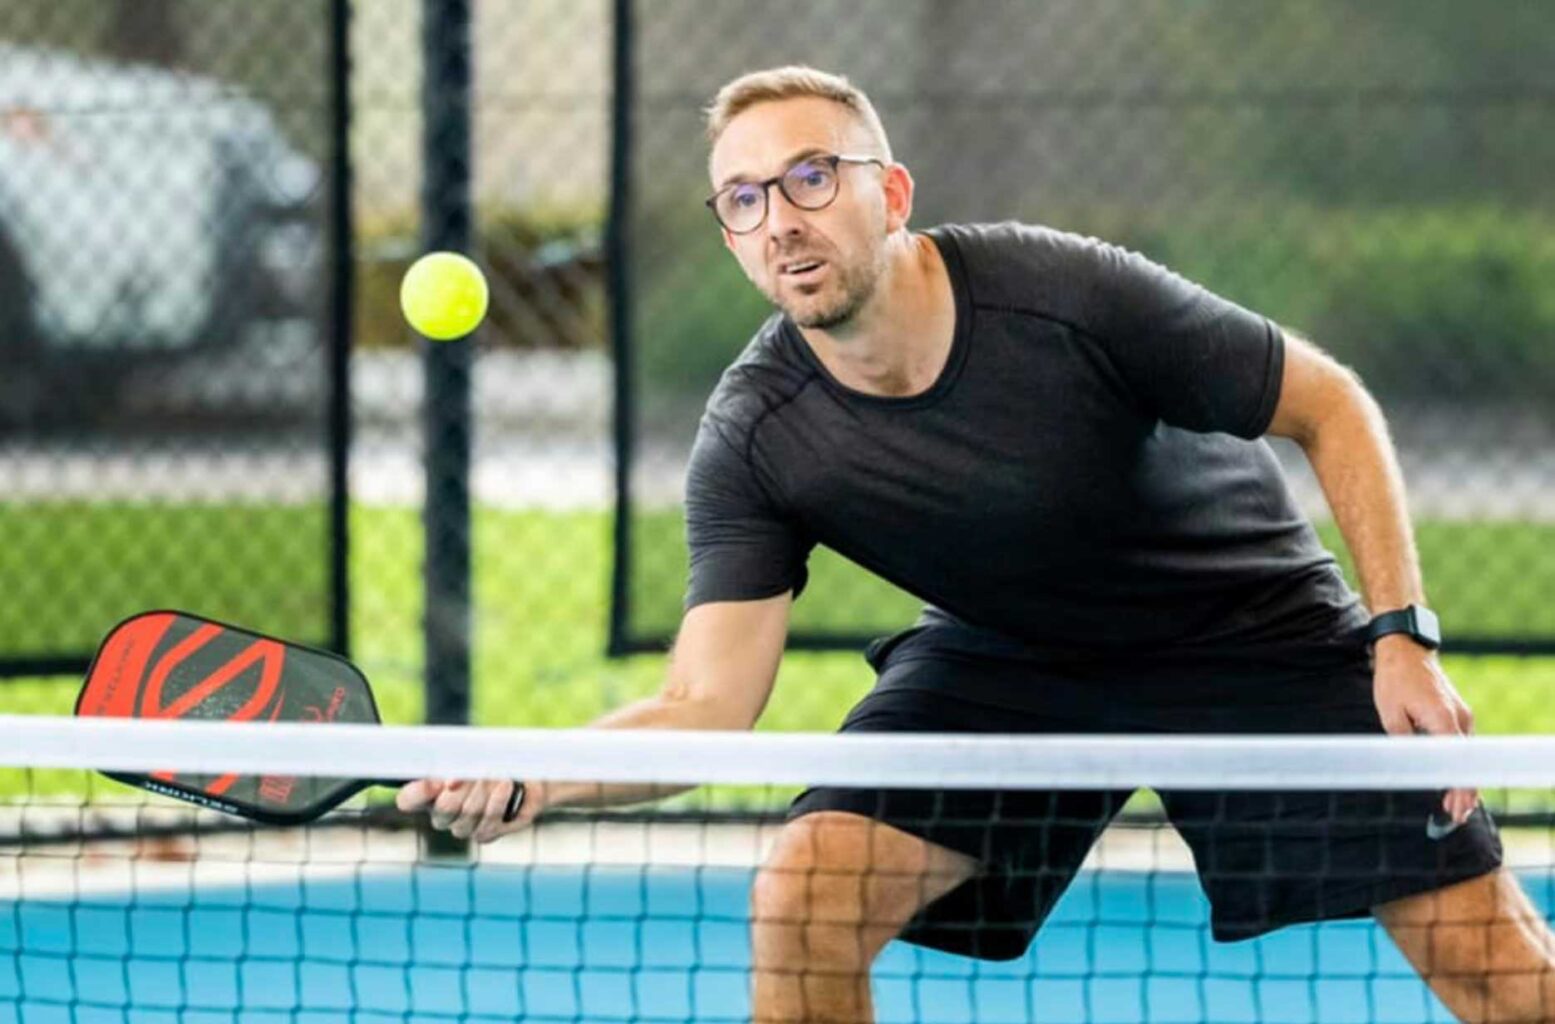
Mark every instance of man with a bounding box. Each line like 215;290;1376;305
400;67;1555;1021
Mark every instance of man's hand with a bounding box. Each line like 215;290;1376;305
396;778;545;845
1372;635;1478;825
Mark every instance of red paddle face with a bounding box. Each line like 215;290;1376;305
77;611;385;824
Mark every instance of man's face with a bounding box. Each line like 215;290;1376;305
709;97;892;331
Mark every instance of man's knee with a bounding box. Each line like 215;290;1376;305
751;811;975;965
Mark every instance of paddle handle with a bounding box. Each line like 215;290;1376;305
373;779;526;823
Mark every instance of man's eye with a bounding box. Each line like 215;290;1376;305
730;187;761;208
790;163;830;189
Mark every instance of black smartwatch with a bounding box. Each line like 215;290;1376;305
1366;604;1441;651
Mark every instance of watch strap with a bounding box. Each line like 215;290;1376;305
1366;604;1441;650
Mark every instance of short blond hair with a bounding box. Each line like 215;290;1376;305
704;65;892;159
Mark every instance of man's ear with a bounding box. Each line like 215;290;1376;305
881;162;914;233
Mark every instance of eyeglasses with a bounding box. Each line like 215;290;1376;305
706;153;884;234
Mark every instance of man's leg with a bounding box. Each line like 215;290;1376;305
750;810;978;1024
1377;867;1555;1022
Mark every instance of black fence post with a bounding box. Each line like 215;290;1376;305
420;0;474;855
606;0;636;656
326;0;353;660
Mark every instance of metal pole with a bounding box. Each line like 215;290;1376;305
606;0;636;655
420;0;474;856
326;0;354;660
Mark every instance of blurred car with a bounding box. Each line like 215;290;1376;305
0;43;321;429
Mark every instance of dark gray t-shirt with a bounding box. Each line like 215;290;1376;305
684;222;1364;663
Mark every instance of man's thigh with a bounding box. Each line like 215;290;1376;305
789;645;1131;961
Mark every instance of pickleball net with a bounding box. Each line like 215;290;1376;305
4;717;1555;1023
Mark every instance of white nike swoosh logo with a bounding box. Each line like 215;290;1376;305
1426;814;1463;841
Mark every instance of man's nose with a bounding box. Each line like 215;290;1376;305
765;185;806;240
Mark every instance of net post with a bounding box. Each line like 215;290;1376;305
420;0;474;858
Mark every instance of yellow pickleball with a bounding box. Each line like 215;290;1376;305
400;252;489;340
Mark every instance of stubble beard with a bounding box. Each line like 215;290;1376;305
774;244;888;332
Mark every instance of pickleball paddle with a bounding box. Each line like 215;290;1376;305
75;610;523;826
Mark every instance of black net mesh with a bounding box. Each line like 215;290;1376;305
3;727;1554;1022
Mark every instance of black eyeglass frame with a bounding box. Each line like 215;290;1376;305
705;153;885;234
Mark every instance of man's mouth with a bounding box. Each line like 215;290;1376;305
779;258;826;281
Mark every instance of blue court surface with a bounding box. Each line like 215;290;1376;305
5;865;1551;1023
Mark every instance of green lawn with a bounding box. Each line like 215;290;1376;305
4;504;1555;804
0;501;330;657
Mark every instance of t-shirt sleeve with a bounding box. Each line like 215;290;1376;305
1082;240;1285;439
682;417;812;609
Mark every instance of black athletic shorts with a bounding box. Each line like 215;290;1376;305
788;621;1503;961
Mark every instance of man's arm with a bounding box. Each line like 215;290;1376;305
1266;331;1425;622
396;592;792;843
1266;330;1476;823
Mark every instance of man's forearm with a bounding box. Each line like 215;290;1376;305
535;690;749;812
1298;375;1424;614
526;596;789;817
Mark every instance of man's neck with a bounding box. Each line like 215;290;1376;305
797;232;955;399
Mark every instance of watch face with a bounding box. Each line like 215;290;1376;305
1411;605;1442;645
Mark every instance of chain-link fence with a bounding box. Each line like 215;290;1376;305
346;0;628;732
3;2;1553;739
346;1;876;733
0;1;342;676
618;0;1555;659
